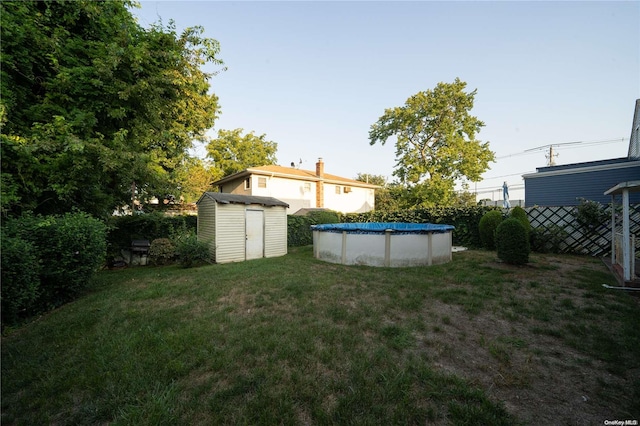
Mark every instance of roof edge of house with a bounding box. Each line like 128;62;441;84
212;166;380;188
523;159;640;179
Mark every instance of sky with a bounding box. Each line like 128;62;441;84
131;1;639;202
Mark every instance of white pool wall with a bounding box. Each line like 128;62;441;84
312;226;453;267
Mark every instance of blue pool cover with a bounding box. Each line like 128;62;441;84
311;222;454;234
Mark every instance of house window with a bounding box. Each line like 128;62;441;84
303;183;311;192
335;186;341;194
343;186;352;193
244;178;251;190
258;177;267;188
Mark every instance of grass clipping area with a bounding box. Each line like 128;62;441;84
2;247;639;425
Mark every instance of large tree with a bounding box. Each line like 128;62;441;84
1;0;224;217
369;78;494;207
172;157;221;203
206;129;278;177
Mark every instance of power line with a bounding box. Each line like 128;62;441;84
473;184;524;193
495;151;540;160
495;137;626;161
560;138;627;150
480;171;535;180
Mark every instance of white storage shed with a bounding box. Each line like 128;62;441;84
196;192;289;263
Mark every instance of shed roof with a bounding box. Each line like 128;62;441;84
197;192;289;207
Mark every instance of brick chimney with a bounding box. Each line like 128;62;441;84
315;158;324;208
315;157;324;177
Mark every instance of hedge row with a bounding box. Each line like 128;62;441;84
1;213;107;324
106;213;196;259
288;206;499;248
288;211;341;247
342;206;498;248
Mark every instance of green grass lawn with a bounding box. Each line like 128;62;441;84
2;247;639;425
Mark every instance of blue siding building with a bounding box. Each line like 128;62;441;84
524;158;640;206
524;100;640;207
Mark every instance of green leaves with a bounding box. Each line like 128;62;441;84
369;78;495;207
206;129;278;177
1;1;224;217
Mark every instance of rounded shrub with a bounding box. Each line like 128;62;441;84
174;234;210;268
149;238;175;265
495;218;530;265
509;206;530;235
478;210;503;250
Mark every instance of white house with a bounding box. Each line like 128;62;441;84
211;158;379;214
196;192;289;263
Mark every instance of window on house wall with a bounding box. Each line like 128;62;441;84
335;186;341;194
303;183;311;192
244;178;251;190
258;177;267;188
343;186;352;193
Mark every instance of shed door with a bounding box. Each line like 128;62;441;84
245;209;264;260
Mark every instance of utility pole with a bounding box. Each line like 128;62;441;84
545;145;558;166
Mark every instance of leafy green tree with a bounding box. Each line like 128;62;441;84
0;0;224;217
453;190;478;207
206;129;278;177
173;157;222;203
355;173;403;211
355;173;387;186
369;78;494;207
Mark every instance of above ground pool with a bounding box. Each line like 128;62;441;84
311;222;455;267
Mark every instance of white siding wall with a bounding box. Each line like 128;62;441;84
219;175;376;214
197;196;217;261
264;206;288;257
250;176;316;214
323;185;375;213
215;204;247;263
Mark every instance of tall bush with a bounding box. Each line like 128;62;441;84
510;206;530;236
478;210;503;250
495;218;530;265
1;233;41;324
2;212;107;314
288;216;314;247
32;213;107;309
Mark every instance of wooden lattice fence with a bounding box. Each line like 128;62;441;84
525;204;640;256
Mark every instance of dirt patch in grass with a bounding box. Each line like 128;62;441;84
422;303;628;425
415;252;638;424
